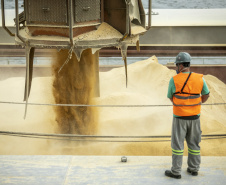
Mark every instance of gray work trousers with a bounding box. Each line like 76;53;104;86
171;117;202;175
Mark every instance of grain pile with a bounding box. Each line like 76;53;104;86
0;56;225;155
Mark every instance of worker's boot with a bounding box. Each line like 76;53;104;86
187;168;198;176
165;170;181;179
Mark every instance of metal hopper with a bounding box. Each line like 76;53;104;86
1;0;151;118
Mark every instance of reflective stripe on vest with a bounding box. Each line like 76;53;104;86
173;72;203;117
174;94;200;100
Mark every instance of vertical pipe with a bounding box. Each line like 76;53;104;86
101;0;104;22
15;0;19;36
24;45;31;119
1;0;15;36
15;0;24;42
148;0;152;28
124;57;128;88
68;0;74;46
125;0;130;36
1;0;5;29
121;43;128;87
119;0;130;40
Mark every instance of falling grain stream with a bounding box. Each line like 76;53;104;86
52;49;99;135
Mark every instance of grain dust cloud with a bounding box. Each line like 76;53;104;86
0;56;226;156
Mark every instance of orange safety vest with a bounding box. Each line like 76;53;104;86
173;72;203;117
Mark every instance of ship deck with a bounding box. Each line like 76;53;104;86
0;156;225;185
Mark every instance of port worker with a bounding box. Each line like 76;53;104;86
165;52;210;179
